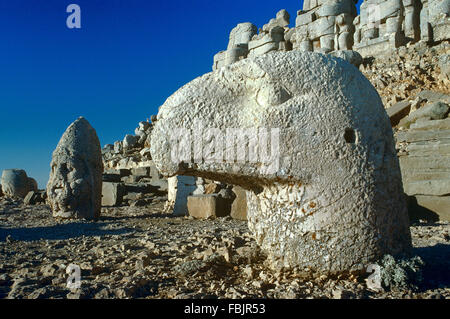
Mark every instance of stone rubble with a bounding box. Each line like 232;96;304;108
1;1;450;300
213;0;449;70
0;199;448;299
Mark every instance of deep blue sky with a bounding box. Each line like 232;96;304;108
0;0;363;188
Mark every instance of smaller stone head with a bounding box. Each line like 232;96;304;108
47;117;103;220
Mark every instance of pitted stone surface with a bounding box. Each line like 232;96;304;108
47;117;103;220
150;51;412;274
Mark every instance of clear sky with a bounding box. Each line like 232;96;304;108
0;0;363;188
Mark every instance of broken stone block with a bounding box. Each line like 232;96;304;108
230;186;248;221
166;176;197;216
414;195;450;221
296;11;315;27
123;134;137;151
408;102;450;122
24;191;45;206
187;194;230;219
227;22;258;50
113;141;123;154
205;182;222;194
308;16;336;39
131;167;150;177
102;182;125;207
330;50;363;68
387;100;412;126
316;0;356;18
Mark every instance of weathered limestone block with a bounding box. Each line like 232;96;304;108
419;2;431;41
248;26;285;57
407;102;450;122
134;129;147;145
102;182;125;206
316;0;356;18
319;34;335;52
1;169;32;198
353;16;362;44
291;27;312;51
166;175;197;216
114;141;122;154
24;190;46;206
47;117;103;220
403;0;419;41
363;27;379;40
385;16;402;35
336;13;354;33
123;134;137;151
299;40;313;51
187;194;230;219
396;115;450;222
428;0;450;43
296;10;316;27
330;50;363;67
415;195;450;221
225;46;248;65
213;51;226;71
192;177;205;195
355;0;409;55
308;16;336;39
227;23;258;50
213;23;258;71
263;9;290;32
150;51;412;274
304;0;321;10
361;0;403;26
131;167;150;177
230;186;248;221
387;100;412;126
337;31;352;50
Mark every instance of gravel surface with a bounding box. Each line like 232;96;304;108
0;197;449;299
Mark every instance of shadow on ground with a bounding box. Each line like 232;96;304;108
413;243;450;290
0;222;134;241
99;212;175;222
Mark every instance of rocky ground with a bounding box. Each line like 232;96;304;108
0;197;449;299
361;41;449;109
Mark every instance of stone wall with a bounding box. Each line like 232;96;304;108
212;0;450;70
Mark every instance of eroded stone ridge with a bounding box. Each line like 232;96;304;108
151;51;412;274
47;117;103;220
